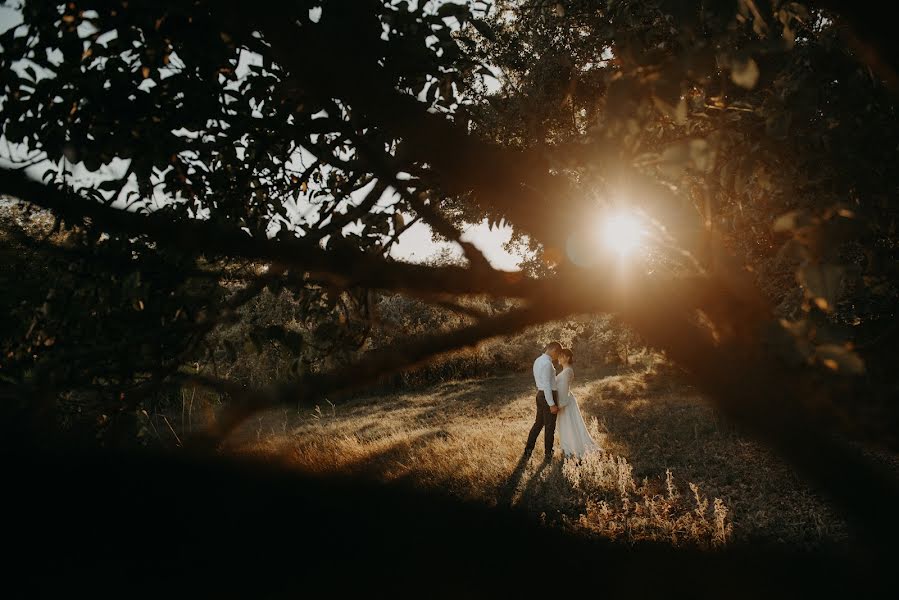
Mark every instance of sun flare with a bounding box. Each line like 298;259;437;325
601;213;645;257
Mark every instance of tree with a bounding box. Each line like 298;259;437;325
2;0;899;555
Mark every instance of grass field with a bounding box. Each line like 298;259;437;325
223;357;849;549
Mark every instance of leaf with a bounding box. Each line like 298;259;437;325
652;94;687;124
730;57;759;89
779;318;810;339
773;210;805;233
658;143;690;178
470;19;495;41
815;344;865;374
98;179;123;192
766;319;812;366
673;98;688;124
775;238;807;263
798;263;844;312
689;139;716;172
426;81;439;103
658;138;716;176
437;3;469;19
782;24;795;49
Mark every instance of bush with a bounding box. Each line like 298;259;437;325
199;285;647;390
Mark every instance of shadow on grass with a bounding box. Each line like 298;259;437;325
498;452;531;507
2;421;877;598
516;456;563;508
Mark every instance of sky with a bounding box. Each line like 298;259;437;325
0;3;521;271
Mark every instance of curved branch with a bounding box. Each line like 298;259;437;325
0;168;542;298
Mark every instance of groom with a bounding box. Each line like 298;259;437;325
524;341;562;462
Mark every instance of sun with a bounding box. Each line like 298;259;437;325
601;213;645;257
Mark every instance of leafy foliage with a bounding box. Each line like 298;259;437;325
463;1;899;382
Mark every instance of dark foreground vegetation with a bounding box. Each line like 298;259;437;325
1;421;879;598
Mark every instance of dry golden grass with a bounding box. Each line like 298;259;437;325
226;357;849;549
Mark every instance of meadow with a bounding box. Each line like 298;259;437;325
212;356;850;550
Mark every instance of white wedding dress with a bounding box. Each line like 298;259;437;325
555;367;600;458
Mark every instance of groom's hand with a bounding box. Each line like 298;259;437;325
550;405;559;414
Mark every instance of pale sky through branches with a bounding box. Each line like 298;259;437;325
0;4;521;271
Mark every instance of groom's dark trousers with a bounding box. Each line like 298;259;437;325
525;390;558;458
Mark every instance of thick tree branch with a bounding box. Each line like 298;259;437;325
0;168;541;298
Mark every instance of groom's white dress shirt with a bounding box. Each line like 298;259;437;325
532;353;557;407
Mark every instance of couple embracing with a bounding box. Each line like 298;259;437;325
524;341;599;462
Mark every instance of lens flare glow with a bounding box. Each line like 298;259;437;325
601;213;644;257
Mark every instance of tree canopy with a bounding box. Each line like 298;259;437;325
3;0;899;552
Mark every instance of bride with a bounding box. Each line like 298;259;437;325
555;348;600;458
